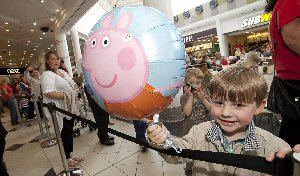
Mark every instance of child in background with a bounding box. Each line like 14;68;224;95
180;68;211;175
147;67;291;176
181;68;211;133
19;93;29;121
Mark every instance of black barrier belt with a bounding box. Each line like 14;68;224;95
42;103;292;175
15;95;32;99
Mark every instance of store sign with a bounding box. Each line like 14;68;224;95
183;28;217;44
0;68;26;75
241;12;272;28
183;36;194;43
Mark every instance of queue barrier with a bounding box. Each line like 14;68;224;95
43;102;298;176
15;95;57;148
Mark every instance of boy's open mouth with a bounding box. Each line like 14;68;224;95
219;118;238;125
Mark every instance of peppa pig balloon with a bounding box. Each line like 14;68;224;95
83;6;186;120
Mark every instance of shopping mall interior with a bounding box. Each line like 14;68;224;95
0;0;299;176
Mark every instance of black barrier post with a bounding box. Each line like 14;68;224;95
47;102;82;176
32;95;48;140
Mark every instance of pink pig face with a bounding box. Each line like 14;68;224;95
83;13;149;103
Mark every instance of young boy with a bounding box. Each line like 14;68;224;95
147;67;291;175
181;68;211;175
181;68;211;130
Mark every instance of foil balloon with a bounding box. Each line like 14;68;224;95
83;6;186;120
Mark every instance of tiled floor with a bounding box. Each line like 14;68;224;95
1;107;185;176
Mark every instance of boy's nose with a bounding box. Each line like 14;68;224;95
221;105;232;117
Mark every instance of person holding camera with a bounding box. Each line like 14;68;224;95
180;68;211;175
181;68;211;128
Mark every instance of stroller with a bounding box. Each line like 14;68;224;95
73;87;96;137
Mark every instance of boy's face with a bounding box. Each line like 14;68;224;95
188;77;202;93
210;98;265;136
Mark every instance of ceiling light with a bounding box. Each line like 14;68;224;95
22;58;24;60
5;22;8;25
54;49;56;50
36;46;38;48
43;32;45;35
8;45;10;46
31;54;33;55
24;53;25;55
40;37;43;39
28;41;30;42
9;54;11;55
5;29;9;32
34;49;36;50
51;44;53;47
21;62;22;64
9;63;11;65
56;9;59;12
51;19;54;21
24;51;26;52
246;32;249;33
48;48;50;49
34;22;36;25
41;0;44;2
9;60;11;61
7;41;9;43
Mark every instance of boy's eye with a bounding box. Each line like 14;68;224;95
233;103;245;108
213;101;223;106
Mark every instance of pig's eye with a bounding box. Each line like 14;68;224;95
101;36;110;48
90;38;97;48
123;34;133;42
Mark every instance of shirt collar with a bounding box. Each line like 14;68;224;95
205;121;260;151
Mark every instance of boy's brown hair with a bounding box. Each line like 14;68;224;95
210;67;267;106
185;68;204;84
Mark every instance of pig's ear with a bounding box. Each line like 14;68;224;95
116;13;132;30
102;14;114;29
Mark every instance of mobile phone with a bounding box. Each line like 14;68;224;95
186;83;197;92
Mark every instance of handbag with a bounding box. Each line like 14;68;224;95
267;76;300;117
266;11;300;117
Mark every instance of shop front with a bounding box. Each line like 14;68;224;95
221;11;272;56
183;28;220;63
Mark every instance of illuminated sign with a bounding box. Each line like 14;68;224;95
0;68;26;75
241;12;272;28
183;28;217;44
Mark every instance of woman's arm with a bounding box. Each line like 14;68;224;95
1;87;8;96
44;92;64;100
282;18;300;55
24;70;32;81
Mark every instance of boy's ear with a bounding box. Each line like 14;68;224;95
254;99;266;115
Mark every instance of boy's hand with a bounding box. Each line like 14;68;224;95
293;144;300;153
184;84;193;97
265;147;292;162
196;87;206;101
147;124;168;144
